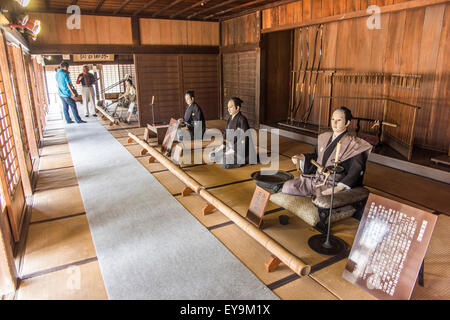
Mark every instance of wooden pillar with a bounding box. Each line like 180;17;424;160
131;16;141;46
26;56;43;141
32;59;46;130
22;54;42;144
11;46;39;159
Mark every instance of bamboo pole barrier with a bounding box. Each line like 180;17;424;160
128;133;202;194
95;105;119;126
128;133;311;277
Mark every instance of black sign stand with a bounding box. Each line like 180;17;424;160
308;162;347;255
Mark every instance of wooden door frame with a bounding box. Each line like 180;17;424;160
0;30;28;240
11;46;39;160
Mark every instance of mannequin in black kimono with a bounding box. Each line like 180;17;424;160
209;97;257;169
282;107;372;197
176;91;206;141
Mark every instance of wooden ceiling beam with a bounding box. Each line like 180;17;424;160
187;0;241;19
152;0;184;17
93;0;107;13
170;0;213;18
114;0;134;15
219;0;299;21
133;0;159;16
204;0;271;19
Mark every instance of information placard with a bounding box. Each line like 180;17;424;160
245;186;271;228
73;54;114;62
161;118;179;156
343;193;437;300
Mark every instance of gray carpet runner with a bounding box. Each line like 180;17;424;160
65;118;278;300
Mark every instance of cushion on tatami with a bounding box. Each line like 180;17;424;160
270;192;356;227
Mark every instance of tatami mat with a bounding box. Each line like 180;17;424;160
273;276;339;300
211;223;296;285
21;215;97;276
411;215;450;300
17;260;107;300
35;167;78;191
38;153;74;171
31;186;85;222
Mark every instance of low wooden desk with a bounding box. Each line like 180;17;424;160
145;124;169;145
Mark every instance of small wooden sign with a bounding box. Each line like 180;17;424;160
342;193;437;300
147;123;169;145
245;186;271;229
161;118;179;156
73;54;114;62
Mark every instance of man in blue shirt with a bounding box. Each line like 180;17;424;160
56;61;86;124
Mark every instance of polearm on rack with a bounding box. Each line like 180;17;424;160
291;27;309;122
302;24;323;123
288;28;303;123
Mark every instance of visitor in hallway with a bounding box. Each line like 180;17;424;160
55;61;86;124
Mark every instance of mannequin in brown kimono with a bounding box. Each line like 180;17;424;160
282;107;372;197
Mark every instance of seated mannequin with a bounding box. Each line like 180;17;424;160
117;79;137;123
282;107;372;197
209;97;257;169
176;90;206;141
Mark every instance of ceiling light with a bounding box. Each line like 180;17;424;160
15;0;31;7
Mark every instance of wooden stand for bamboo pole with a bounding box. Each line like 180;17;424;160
182;186;194;197
149;156;157;163
96;105;119;126
203;203;216;216
141;149;148;156
265;255;282;272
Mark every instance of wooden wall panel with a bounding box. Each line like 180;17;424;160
260;0;449;32
415;4;446;150
30;13;132;45
266;1;449;152
182;55;220;121
263;30;292;123
134;54;219;126
140;19;219;46
222;51;258;127
429;4;450;153
134;54;181;125
221;12;259;47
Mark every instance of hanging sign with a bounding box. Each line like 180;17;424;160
73;54;114;62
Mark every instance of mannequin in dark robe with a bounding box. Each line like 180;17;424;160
209;97;257;169
282;107;372;197
176;90;206;141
